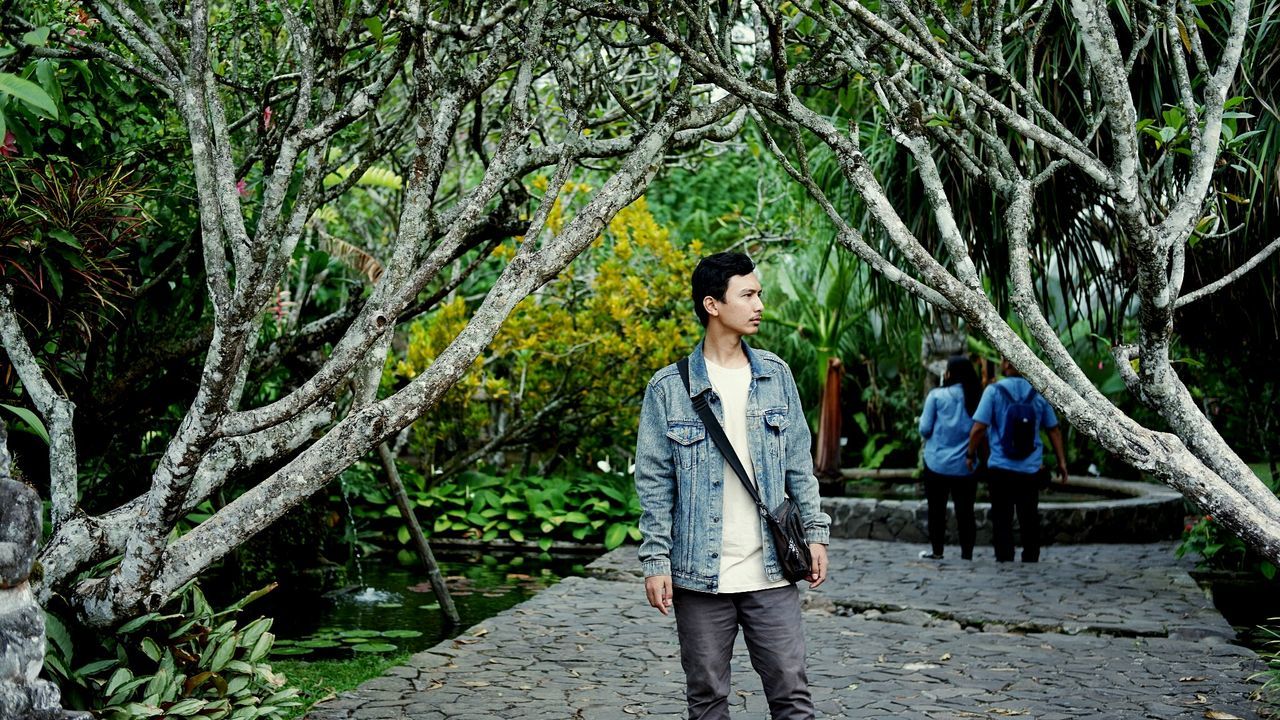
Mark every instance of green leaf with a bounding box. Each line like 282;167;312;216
167;698;208;716
121;702;164;717
75;658;119;676
268;647;313;656
537;537;553;552
210;635;237;671
509;528;525;542
22;27;51;46
379;629;423;638
225;674;250;695
105;667;134;696
0;72;57;119
363;17;384;43
248;630;274;663
298;638;341;648
350;642;398;653
140;637;162;662
604;522;630;550
396;526;411;544
0;404;50;445
1261;561;1277;581
264;688;303;706
238;617;271;649
36;60;60;106
43;612;72;659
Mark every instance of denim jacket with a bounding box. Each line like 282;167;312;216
634;340;831;592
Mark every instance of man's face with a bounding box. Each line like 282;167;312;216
708;273;764;335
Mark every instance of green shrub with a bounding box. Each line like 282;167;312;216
383;196;702;474
1176;465;1279;581
340;463;642;557
45;582;302;720
1253;622;1280;715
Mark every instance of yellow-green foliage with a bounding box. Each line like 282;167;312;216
387;196;703;470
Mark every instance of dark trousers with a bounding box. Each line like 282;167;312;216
987;467;1041;562
673;584;813;720
922;468;977;559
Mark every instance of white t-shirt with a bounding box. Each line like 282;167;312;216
705;358;790;593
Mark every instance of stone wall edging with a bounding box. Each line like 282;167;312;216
823;475;1186;545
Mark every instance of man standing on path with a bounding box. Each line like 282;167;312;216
634;252;831;720
967;358;1069;562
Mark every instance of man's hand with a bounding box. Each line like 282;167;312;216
1057;463;1069;485
967;421;988;472
645;575;673;615
806;544;829;589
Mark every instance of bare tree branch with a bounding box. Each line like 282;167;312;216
1175;237;1280;309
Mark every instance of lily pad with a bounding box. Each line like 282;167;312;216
380;630;423;638
299;639;343;648
350;642;398;653
270;647;315;656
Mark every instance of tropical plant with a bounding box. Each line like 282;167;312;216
341;463;643;555
44;582;302;719
0;160;146;342
1252;621;1280;715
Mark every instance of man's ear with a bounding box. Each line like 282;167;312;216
703;295;719;319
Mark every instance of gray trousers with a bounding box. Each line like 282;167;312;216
673;584;814;720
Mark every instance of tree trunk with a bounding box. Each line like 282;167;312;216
814;357;844;478
376;443;460;625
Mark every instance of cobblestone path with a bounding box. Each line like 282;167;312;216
307;540;1267;719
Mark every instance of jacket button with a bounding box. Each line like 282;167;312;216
711;552;718;558
712;517;720;523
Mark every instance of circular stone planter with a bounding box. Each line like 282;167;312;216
823;474;1186;545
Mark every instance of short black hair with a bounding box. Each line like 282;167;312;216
691;252;756;327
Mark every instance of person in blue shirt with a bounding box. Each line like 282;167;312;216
966;358;1069;562
918;355;983;560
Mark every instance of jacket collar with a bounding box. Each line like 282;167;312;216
687;339;775;399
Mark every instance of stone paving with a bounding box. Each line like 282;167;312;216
307;540;1269;719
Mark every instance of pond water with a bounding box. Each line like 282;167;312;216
252;550;593;659
1194;571;1280;656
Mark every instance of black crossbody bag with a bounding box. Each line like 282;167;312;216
677;358;813;583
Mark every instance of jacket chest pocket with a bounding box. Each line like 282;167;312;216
763;409;789;460
666;422;706;470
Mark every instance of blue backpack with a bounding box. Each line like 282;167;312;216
994;383;1039;460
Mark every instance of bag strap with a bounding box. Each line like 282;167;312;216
677;358;772;520
994;381;1035;405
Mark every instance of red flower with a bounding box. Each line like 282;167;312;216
236;178;249;197
0;131;17;159
263;106;274;130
